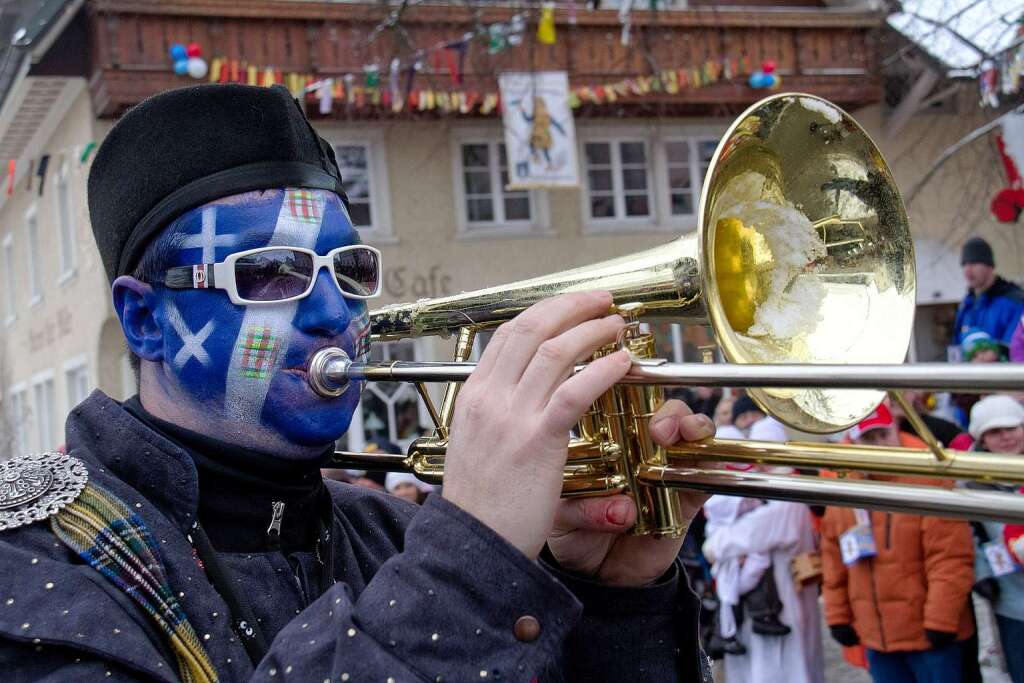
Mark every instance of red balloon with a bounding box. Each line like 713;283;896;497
186;42;201;58
761;60;776;74
991;188;1024;223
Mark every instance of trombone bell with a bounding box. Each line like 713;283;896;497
367;93;915;434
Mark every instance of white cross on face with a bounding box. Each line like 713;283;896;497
179;206;238;263
165;302;214;369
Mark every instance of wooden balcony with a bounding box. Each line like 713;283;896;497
86;0;884;119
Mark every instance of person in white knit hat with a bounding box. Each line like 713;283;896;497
385;472;434;504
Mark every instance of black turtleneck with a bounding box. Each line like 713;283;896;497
123;396;331;554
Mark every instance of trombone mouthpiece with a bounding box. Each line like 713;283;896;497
308;347;353;398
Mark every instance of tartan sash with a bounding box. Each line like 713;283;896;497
50;484;219;683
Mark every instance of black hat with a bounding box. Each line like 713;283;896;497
87;84;348;283
961;237;994;267
732;395;762;423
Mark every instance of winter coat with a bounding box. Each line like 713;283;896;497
1010;315;1024;362
0;391;710;682
820;436;976;653
953;276;1024;346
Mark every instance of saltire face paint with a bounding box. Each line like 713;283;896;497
140;188;369;458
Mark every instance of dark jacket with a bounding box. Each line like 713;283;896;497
954;276;1024;345
0;391;709;681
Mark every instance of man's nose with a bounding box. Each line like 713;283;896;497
293;266;354;336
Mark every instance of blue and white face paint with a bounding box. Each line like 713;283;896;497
126;188;370;459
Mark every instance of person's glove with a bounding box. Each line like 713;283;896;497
973;577;1001;602
829;624;860;647
925;629;957;648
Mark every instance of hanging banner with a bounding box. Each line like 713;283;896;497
498;71;578;188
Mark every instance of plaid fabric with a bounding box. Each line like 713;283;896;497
239;326;280;379
286;189;322;224
51;484;218;683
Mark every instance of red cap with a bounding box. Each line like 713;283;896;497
850;402;894;441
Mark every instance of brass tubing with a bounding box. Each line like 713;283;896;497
332;359;1024;393
666;439;1024;484
639;465;1024;523
567;439;620;464
437;328;476;433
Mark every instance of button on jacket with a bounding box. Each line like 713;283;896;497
0;392;710;681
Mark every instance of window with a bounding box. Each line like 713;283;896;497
26;206;41;304
664;137;718;218
56;160;76;281
332;135;393;242
583;140;653;222
2;234;14;324
65;359;90;410
8;384;28;453
453;136;546;236
346;339;428;452
31;373;55;451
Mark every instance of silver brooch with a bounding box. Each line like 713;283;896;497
0;453;88;531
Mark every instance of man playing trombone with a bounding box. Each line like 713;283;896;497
0;85;715;681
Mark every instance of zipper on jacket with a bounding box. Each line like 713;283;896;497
267;501;285;550
884;514;892;551
868;532;884;651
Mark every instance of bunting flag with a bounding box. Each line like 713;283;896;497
537;4;557;45
36;155;50;196
444;40;469;86
190;53;750;118
79;142;97;164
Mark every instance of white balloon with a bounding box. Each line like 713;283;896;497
187;57;208;79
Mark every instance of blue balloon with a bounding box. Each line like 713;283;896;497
748;72;769;89
169;44;187;62
173;59;189;75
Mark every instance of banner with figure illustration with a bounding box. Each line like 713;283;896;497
498;71;578;188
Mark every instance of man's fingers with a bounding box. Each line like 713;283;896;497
487;291;614;388
649;399;715;445
544;351;631;434
552;495;638;535
514;314;625;408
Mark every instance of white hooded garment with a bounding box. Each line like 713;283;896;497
705;500;824;683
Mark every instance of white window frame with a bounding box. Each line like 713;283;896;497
451;129;551;239
56;159;77;284
655;130;723;232
2;233;14;325
346;338;431;453
63;354;90;413
25;204;42;306
8;382;28;454
30;370;55;452
580;129;658;234
331;131;395;245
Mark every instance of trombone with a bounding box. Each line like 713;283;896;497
311;93;1024;534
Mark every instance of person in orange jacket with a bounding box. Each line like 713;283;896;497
821;403;976;683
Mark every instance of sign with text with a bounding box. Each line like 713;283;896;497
499;71;578;189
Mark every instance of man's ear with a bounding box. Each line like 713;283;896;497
112;275;165;362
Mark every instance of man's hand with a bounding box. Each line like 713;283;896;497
546;400;714;586
442;291;632;560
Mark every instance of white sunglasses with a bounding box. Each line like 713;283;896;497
161;245;382;305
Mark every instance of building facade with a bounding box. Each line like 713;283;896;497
0;0;1018;455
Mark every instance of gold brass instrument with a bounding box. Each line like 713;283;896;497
310;93;1024;533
